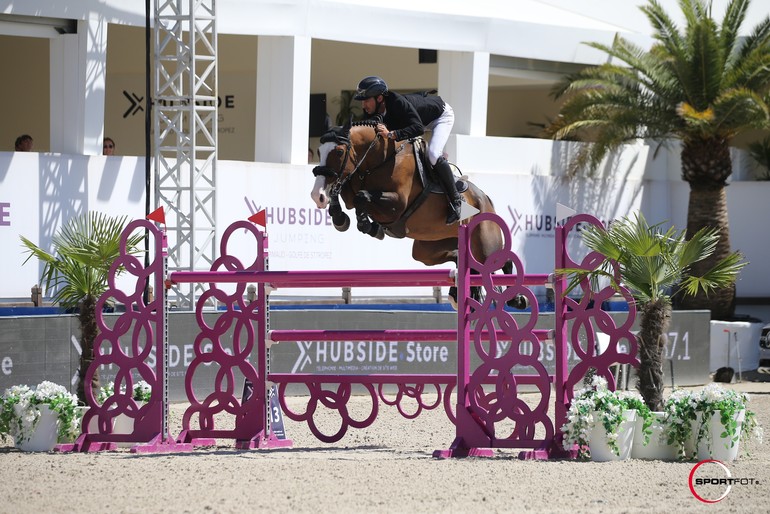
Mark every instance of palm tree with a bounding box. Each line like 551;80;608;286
561;212;745;410
547;0;770;319
20;212;144;404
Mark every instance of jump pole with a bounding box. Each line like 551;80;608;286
67;209;635;458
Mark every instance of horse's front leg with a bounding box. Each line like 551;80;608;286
355;208;384;240
328;194;350;232
353;190;403;240
353;191;403;223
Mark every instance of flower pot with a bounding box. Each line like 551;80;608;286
696;409;746;462
589;409;637;462
14;405;58;452
88;402;145;447
631;411;679;460
113;413;134;435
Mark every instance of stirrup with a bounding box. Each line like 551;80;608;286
445;201;461;225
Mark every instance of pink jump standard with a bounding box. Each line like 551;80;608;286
59;212;637;458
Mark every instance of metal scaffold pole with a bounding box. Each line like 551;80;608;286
154;0;218;311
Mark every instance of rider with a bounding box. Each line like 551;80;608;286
353;76;463;225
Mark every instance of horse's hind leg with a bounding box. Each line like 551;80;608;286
413;240;482;308
502;258;529;310
447;273;484;310
355;208;384;240
470;219;528;310
413;240;458;307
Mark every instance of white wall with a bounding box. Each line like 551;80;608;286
2;0;768;309
3;142;769;304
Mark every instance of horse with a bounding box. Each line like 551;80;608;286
309;119;526;309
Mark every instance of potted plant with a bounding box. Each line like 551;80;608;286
91;380;152;437
20;212;144;404
560;212;744;412
559;212;745;459
561;375;643;461
663;388;700;458
0;381;80;451
692;383;762;461
623;393;680;460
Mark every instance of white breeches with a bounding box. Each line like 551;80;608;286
425;103;454;165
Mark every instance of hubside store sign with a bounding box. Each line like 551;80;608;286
0;309;711;401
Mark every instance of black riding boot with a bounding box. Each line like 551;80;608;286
433;157;463;225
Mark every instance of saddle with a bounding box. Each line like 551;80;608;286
411;138;469;195
382;138;469;239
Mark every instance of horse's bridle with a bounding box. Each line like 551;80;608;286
312;133;382;198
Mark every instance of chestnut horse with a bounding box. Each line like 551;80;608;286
309;119;525;308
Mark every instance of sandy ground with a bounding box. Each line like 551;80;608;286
1;377;769;514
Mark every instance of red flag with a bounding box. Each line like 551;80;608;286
248;209;266;227
147;207;165;225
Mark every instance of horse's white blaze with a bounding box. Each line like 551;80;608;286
318;141;335;164
310;141;337;209
311;175;328;208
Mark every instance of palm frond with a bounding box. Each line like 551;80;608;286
736;15;770;62
712;88;770;134
20;212;144;309
682;222;715;253
678;251;747;296
641;0;686;57
720;0;750;62
557;210;745;309
724;51;770;92
547;0;770;174
685;17;724;108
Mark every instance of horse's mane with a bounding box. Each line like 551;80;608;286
320;119;379;145
351;119;379;128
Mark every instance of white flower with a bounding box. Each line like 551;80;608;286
133;381;152;401
590;375;608;390
1;381;80;446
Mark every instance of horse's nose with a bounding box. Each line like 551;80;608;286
311;176;329;208
311;188;328;209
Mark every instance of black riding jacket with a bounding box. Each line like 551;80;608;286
366;91;446;141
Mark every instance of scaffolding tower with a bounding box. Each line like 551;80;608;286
153;0;218;310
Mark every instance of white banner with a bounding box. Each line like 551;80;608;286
2;152;767;302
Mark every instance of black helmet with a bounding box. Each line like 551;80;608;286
353;76;388;100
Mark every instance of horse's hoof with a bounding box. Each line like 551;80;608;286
507;294;529;310
374;226;385;240
334;214;350;232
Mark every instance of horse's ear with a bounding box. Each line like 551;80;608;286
343;115;352;133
